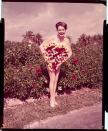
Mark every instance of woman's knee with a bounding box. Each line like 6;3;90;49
54;72;60;83
49;71;56;82
56;68;60;77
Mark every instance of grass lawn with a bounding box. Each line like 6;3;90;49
3;87;102;128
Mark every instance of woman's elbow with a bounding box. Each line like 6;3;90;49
70;51;72;57
68;51;72;58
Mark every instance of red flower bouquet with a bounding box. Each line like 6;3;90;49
41;41;70;72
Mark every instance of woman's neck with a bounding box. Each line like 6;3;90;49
57;34;65;42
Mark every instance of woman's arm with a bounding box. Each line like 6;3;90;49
39;35;54;52
39;36;55;62
66;38;72;59
39;43;45;54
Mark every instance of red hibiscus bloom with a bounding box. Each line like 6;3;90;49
73;57;78;65
77;48;81;53
32;82;37;88
71;73;77;80
35;66;42;75
27;64;32;70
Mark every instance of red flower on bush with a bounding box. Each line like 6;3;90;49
32;82;37;88
27;64;32;70
71;73;77;80
73;57;78;65
77;48;81;53
35;66;42;75
81;70;86;74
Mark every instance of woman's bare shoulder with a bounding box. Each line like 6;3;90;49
64;37;70;43
39;35;56;48
63;37;72;49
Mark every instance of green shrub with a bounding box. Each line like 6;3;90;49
4;34;103;100
57;42;103;92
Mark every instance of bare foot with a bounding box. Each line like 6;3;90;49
50;100;55;108
55;101;58;106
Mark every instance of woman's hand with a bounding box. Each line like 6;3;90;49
68;50;72;59
39;44;44;53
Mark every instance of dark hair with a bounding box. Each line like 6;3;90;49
55;22;67;30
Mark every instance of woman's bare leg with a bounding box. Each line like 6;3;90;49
47;66;60;107
48;69;56;107
53;67;60;105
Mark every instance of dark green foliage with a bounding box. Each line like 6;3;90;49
4;34;103;100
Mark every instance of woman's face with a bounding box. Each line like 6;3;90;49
57;25;66;38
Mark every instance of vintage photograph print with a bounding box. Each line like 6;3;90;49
3;2;105;129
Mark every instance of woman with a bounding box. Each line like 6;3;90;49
39;22;72;107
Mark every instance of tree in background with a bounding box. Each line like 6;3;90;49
22;31;43;46
76;34;103;46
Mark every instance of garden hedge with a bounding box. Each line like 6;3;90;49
4;34;103;100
